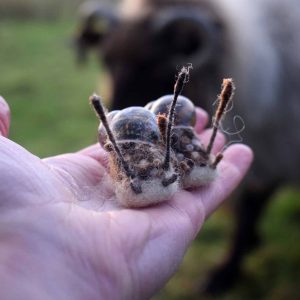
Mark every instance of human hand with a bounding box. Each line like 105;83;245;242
0;96;252;300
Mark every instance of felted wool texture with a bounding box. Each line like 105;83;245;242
181;166;217;189
115;170;179;208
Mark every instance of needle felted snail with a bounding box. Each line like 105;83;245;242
145;79;234;189
89;67;190;207
90;66;234;207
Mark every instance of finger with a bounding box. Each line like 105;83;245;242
0;96;10;137
146;189;206;241
143;146;252;240
0;137;72;208
77;143;109;168
195;107;209;134
194;144;253;217
44;153;107;189
78;143;100;156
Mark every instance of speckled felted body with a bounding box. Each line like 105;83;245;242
147;95;218;189
108;141;179;207
172;126;217;189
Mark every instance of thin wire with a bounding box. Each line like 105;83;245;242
220;115;245;152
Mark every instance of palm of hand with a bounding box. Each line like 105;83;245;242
0;97;252;299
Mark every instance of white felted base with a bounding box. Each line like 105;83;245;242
182;166;217;189
115;177;179;208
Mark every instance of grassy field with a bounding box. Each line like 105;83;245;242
0;19;300;300
0;19;103;156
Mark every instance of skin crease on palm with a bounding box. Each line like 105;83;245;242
0;95;252;300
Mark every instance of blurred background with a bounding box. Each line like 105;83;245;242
0;0;107;155
0;0;299;299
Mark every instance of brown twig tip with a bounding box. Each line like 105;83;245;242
174;65;192;95
206;78;235;156
163;65;192;170
89;93;104;116
216;78;235;122
211;153;224;169
89;93;134;180
157;114;168;142
89;93;100;103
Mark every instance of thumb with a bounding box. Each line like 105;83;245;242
0;96;10;137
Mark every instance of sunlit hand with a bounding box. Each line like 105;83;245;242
0;96;252;300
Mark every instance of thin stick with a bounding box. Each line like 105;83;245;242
211;153;223;169
206;78;235;155
163;66;191;170
89;94;134;178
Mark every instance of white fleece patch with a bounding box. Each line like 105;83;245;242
115;177;179;208
181;166;217;189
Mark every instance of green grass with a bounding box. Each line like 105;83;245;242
0;19;105;157
0;19;299;300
